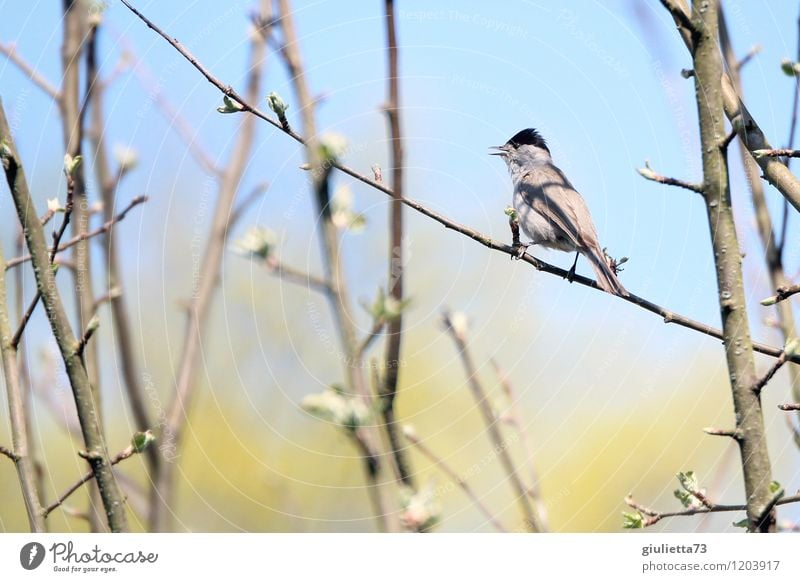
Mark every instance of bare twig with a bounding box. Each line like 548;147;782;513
5;195;148;271
752;148;800;159
491;358;547;529
43;440;143;518
637;161;704;194
760;283;800;306
357;317;386;359
441;311;543;532
0;251;46;531
779;403;800;411
264;255;331;295
379;0;414;490
1;100;128;532
403;425;507;532
659;0;696;36
753;350;789;394
230;180;270;227
735;44;762;71
0;444;19;462
703;427;743;440
0;42;61;101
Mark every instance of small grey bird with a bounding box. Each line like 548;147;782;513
491;128;627;296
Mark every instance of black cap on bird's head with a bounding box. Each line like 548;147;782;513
507;128;549;152
489;127;549;157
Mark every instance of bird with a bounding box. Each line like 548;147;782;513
491;128;628;297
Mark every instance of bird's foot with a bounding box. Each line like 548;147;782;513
511;241;532;260
602;247;629;275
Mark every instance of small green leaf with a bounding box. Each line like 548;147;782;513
504;206;519;222
676;471;699;493
769;480;782;494
781;59;800;76
131;430;156;453
622;511;645;529
266;91;288;117
217;95;244;114
732;518;749;528
674;489;696;509
64;153;83;176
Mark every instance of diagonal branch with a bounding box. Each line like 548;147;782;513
4;195;148;271
637;161;704;193
403;425;507;532
1;99;128;532
117;0;800;370
0;42;61;101
441;311;544;532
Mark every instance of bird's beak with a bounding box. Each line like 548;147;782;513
489;145;507;156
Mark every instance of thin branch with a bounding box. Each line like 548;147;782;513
357;317;386;359
0;444;19;462
4;195;148;271
703;426;743;440
230;180;270;227
752;148;800;159
42;442;140;518
403;425;507;532
1;100;128;532
625;493;800;527
264;255;331;295
753;350;789;394
778;403;800;411
0;42;61;101
0;251;45;531
441;311;544;532
659;0;696;36
491;358;547;528
116;0;800;370
735;44;762;71
637;161;704;193
380;0;414;490
760;283;800;306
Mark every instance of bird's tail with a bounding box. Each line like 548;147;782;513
584;245;628;297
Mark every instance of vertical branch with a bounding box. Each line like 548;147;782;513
60;0;105;531
380;0;414;489
441;313;543;532
689;0;774;532
0;250;46;532
153;2;272;532
1;100;128;532
719;10;800;429
86;16;162;522
276;0;392;530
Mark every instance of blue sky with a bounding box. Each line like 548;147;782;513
1;1;800;531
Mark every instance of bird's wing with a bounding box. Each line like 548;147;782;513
520;163;598;249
